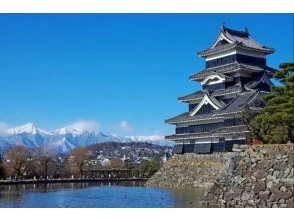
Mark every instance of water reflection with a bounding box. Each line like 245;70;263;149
168;187;207;208
0;181;209;208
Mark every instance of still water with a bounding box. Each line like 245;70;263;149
0;181;207;208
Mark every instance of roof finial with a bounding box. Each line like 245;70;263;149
245;26;249;35
221;21;226;30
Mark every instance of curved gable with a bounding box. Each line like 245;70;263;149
200;74;226;85
190;94;222;116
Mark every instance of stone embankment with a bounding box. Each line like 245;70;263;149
203;144;294;208
146;153;232;188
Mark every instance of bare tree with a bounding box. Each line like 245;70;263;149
4;146;30;181
69;147;90;179
25;148;38;179
35;146;55;180
54;156;70;179
110;158;124;169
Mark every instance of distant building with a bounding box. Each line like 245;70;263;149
165;24;275;154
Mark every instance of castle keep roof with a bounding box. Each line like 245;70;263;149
197;26;275;57
166;90;263;124
189;62;276;81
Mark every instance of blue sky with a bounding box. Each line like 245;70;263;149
0;13;293;135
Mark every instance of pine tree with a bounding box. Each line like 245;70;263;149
243;62;294;144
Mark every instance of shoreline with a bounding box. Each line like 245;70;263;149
0;178;149;185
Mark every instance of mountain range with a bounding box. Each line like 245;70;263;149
0;123;174;153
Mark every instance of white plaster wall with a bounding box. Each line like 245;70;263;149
206;48;266;61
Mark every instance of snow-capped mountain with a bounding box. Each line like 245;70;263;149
0;123;174;153
126;135;171;146
7;123;52;136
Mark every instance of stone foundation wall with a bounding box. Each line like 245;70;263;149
146;153;231;188
203;144;294;208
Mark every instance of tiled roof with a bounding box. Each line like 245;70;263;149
213;91;258;116
211;84;242;96
211;125;249;135
189;62;275;81
210;95;226;107
166;90;263;124
198;43;237;57
197;26;275;57
224;27;274;52
246;72;274;89
178;90;206;102
165;110;224;124
178;84;247;102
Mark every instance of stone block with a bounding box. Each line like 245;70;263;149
286;199;294;208
284;182;293;188
240;145;248;149
243;170;253;178
257;160;273;170
267;181;273;189
284;168;290;174
259;191;271;201
272;191;292;200
273;178;280;184
269;186;279;194
273;171;280;177
273;162;286;171
288;156;294;163
251;176;256;182
241;191;254;201
260;149;268;154
256;170;268;179
280;186;286;192
240;152;247;157
254;180;266;193
256;154;264;160
258;200;267;208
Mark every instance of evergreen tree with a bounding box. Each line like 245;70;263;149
140;156;159;177
243;62;294;143
123;159;134;170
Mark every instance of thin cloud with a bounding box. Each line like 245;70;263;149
68;120;100;132
119;120;133;132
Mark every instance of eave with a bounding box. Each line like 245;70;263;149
198;43;275;58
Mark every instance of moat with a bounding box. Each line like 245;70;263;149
0;181;208;208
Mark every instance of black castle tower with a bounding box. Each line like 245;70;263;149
165;24;275;154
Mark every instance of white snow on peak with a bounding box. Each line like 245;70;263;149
53;127;84;136
125;135;174;146
126;135;165;142
6;123;52;135
1;122;174;152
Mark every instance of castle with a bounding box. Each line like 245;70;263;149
165;24;275;154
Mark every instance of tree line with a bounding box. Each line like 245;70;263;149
0;145;161;181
